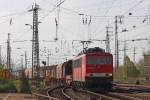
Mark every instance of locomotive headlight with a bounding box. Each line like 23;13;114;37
106;73;112;76
108;73;112;76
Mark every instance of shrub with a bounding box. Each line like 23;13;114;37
20;86;31;93
0;82;17;93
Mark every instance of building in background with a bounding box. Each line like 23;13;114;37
144;53;150;81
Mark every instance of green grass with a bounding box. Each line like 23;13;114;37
0;81;17;92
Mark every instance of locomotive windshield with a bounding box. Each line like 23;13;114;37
87;56;112;65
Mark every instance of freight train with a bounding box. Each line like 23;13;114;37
16;47;113;91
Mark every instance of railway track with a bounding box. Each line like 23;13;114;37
77;88;150;100
44;82;150;100
46;85;119;100
77;88;143;100
107;92;142;100
121;93;150;100
64;87;120;100
32;92;59;100
114;83;150;90
109;83;150;100
34;88;148;100
47;85;73;100
113;85;150;93
78;89;118;100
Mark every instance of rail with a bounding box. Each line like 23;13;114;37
115;83;150;89
62;87;74;100
32;92;59;100
47;85;73;100
78;89;119;100
108;92;142;100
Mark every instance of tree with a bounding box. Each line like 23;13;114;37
136;59;144;76
125;56;140;77
113;64;126;82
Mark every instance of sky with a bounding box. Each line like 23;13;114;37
0;0;149;69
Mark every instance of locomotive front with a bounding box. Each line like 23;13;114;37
85;52;113;91
72;47;113;91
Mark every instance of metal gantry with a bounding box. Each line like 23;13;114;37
29;4;40;81
25;51;27;69
7;33;11;71
115;16;119;69
114;15;124;68
106;26;112;52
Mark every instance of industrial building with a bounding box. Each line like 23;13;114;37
144;53;150;81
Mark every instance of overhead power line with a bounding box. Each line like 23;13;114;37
122;0;145;15
92;0;146;38
104;0;118;16
0;11;28;20
39;0;66;21
0;3;33;19
42;0;147;20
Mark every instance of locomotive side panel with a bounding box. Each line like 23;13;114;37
82;56;86;81
73;57;82;81
72;55;87;82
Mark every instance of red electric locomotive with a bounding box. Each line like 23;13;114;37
72;47;113;91
23;47;113;91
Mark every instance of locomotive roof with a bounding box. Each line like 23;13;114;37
78;47;105;55
73;50;112;60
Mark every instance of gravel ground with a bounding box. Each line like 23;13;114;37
0;93;37;100
65;88;102;100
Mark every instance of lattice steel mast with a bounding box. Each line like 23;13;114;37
7;33;11;71
29;4;40;80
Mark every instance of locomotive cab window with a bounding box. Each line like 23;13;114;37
87;56;112;65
